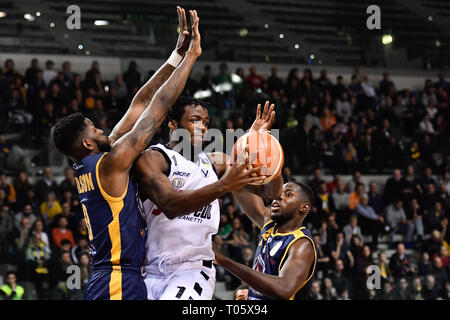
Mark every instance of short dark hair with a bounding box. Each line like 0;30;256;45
167;96;209;123
53;112;86;155
292;181;315;205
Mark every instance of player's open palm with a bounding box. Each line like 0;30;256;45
187;10;202;57
250;101;275;132
175;6;190;56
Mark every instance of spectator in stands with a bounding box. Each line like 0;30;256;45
308;280;323;300
378;251;393;284
349;183;365;211
386;199;415;244
422;275;440;300
13;172;32;208
1;173;16;204
418;251;433;276
355;195;385;248
322;277;338;300
330;259;349;296
215;63;232;85
316;182;335;221
0;205;14;261
335;91;352;119
431;256;447;291
267;67;283;92
313;233;331;278
345;171;362;195
379;72;394;96
51;202;76;233
34;168;59;202
31;218;49;248
233;284;249;300
14;204;36;230
304;105;322;131
330;232;354;269
24;58;41;87
392;277;412;300
43;60;57;86
25;231;51;294
73;218;89;241
308;169;325;194
0;271;24;300
122;60;141;94
48;250;73;298
71;236;90;265
58;168;77;199
343;215;363;245
419;114;436;135
51;216;75;249
13;216;31;251
384;169;404;206
332;181;350;226
320;107;337;132
40;192;62;224
389;243;411;279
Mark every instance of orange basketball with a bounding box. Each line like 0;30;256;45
231;131;284;185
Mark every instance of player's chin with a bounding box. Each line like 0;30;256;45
270;207;283;219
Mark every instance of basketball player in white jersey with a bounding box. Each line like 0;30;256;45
134;99;283;300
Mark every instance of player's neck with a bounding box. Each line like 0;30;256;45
274;217;304;234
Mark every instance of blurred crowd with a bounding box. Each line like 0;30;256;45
0;57;449;300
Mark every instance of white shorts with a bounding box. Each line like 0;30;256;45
144;261;216;300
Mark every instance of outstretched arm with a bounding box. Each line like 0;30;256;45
99;10;202;198
214;237;315;300
136;148;264;218
109;6;190;145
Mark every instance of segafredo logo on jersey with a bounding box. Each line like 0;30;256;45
172;177;185;190
169;127;280;165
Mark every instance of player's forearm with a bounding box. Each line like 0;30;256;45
147;179;227;219
215;254;293;300
109;63;176;143
129;53;198;152
241;175;283;201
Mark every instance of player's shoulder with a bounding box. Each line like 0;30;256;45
136;146;170;172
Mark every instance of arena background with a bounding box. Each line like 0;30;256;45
0;0;449;300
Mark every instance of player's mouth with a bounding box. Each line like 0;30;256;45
271;201;281;212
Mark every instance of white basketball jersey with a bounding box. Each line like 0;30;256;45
141;144;220;270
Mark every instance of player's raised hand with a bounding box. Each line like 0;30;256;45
175;6;190;56
220;148;265;192
249;101;275;132
186;10;202;58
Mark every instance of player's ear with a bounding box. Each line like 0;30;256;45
299;202;311;215
168;120;178;131
82;138;95;151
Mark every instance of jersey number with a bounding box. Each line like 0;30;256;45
81;203;94;241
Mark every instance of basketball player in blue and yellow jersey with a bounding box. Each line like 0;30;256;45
51;8;202;300
214;181;318;300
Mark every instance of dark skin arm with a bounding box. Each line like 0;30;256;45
108;6;190;145
99;10;202;198
214;237;315;300
136;148;263;219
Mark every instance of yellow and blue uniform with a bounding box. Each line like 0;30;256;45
74;152;147;300
248;220;317;300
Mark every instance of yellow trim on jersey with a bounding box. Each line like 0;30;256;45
107;201;123;264
276;230;317;300
95;152;125;269
109;267;122;300
271;226;306;237
261;219;274;231
95;153;129;202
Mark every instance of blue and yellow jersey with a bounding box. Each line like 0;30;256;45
73;152;147;270
248;220;317;300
